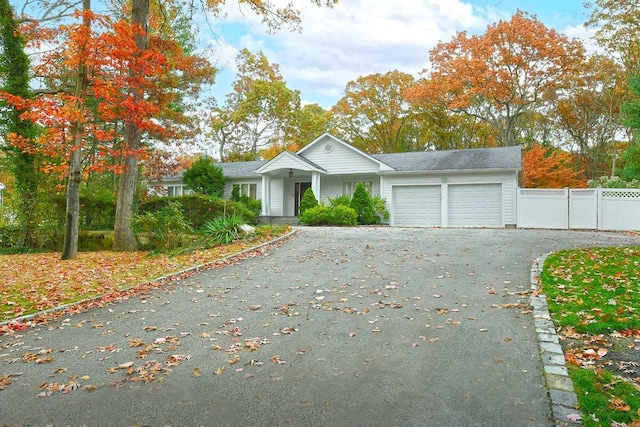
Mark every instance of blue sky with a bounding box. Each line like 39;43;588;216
203;0;595;109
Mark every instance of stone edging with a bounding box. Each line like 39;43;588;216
0;228;298;327
531;254;582;427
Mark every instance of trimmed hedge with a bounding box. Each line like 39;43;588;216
299;204;357;226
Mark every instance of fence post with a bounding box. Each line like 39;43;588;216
597;188;603;231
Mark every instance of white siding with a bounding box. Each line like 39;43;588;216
503;173;517;225
301;136;381;175
271;178;284;216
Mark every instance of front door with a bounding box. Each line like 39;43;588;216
294;182;312;215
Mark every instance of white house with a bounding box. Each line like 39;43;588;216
156;133;522;228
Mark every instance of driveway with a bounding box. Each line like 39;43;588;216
1;227;639;426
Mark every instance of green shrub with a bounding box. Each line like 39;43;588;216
131;201;192;251
138;195;257;228
328;194;351;207
299;205;330;225
51;191;116;230
328;205;357;226
299;204;357;226
299;188;318;215
372;195;390;222
588;176;640;188
350;182;379;225
231;186;241;202
202;214;245;245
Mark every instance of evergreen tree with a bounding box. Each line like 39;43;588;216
350;182;378;225
299;188;318;215
182;157;225;197
0;0;40;247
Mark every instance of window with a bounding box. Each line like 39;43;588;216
167;185;181;197
343;180;373;197
233;183;258;199
166;185;191;197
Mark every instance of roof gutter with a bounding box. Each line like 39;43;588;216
377;167;521;175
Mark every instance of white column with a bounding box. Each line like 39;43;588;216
312;172;321;202
260;175;271;216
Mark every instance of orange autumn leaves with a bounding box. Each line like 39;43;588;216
523;144;588;188
1;9;215;180
0;230;290;323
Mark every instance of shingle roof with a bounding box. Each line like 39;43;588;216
372;145;522;172
218;160;266;177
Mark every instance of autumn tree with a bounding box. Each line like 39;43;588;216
332;70;426;153
621;75;640;179
3;2;215;257
260;103;331;160
111;0;337;249
523;144;587;188
586;0;640;71
0;0;41;246
212;49;300;161
406;11;585;147
552;55;628;179
416;106;499;150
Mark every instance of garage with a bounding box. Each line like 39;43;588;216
392;185;441;227
448;184;502;227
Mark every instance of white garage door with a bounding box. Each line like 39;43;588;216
392;185;441;227
448;184;502;227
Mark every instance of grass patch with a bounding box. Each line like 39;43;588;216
0;225;290;323
541;247;640;335
568;364;640;426
541;246;640;426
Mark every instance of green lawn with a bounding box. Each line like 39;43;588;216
542;247;640;426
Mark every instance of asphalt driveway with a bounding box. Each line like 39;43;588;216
2;227;639;426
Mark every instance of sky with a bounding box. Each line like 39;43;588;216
200;0;597;110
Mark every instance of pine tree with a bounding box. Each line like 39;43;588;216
299;188;318;216
350;183;378;225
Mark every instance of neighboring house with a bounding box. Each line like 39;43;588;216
152;133;522;228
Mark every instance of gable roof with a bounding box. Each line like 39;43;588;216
255;151;326;175
373;145;522;172
298;133;395;172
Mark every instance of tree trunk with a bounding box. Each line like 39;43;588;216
113;0;149;251
61;0;90;260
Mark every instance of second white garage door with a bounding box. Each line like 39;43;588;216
448;184;502;227
392;185;441;227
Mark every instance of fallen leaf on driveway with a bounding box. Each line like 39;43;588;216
0;374;12;390
270;355;286;364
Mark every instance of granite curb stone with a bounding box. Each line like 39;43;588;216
531;255;583;427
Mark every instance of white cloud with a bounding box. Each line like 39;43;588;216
201;0;593;109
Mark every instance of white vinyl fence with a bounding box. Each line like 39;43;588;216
517;188;640;231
